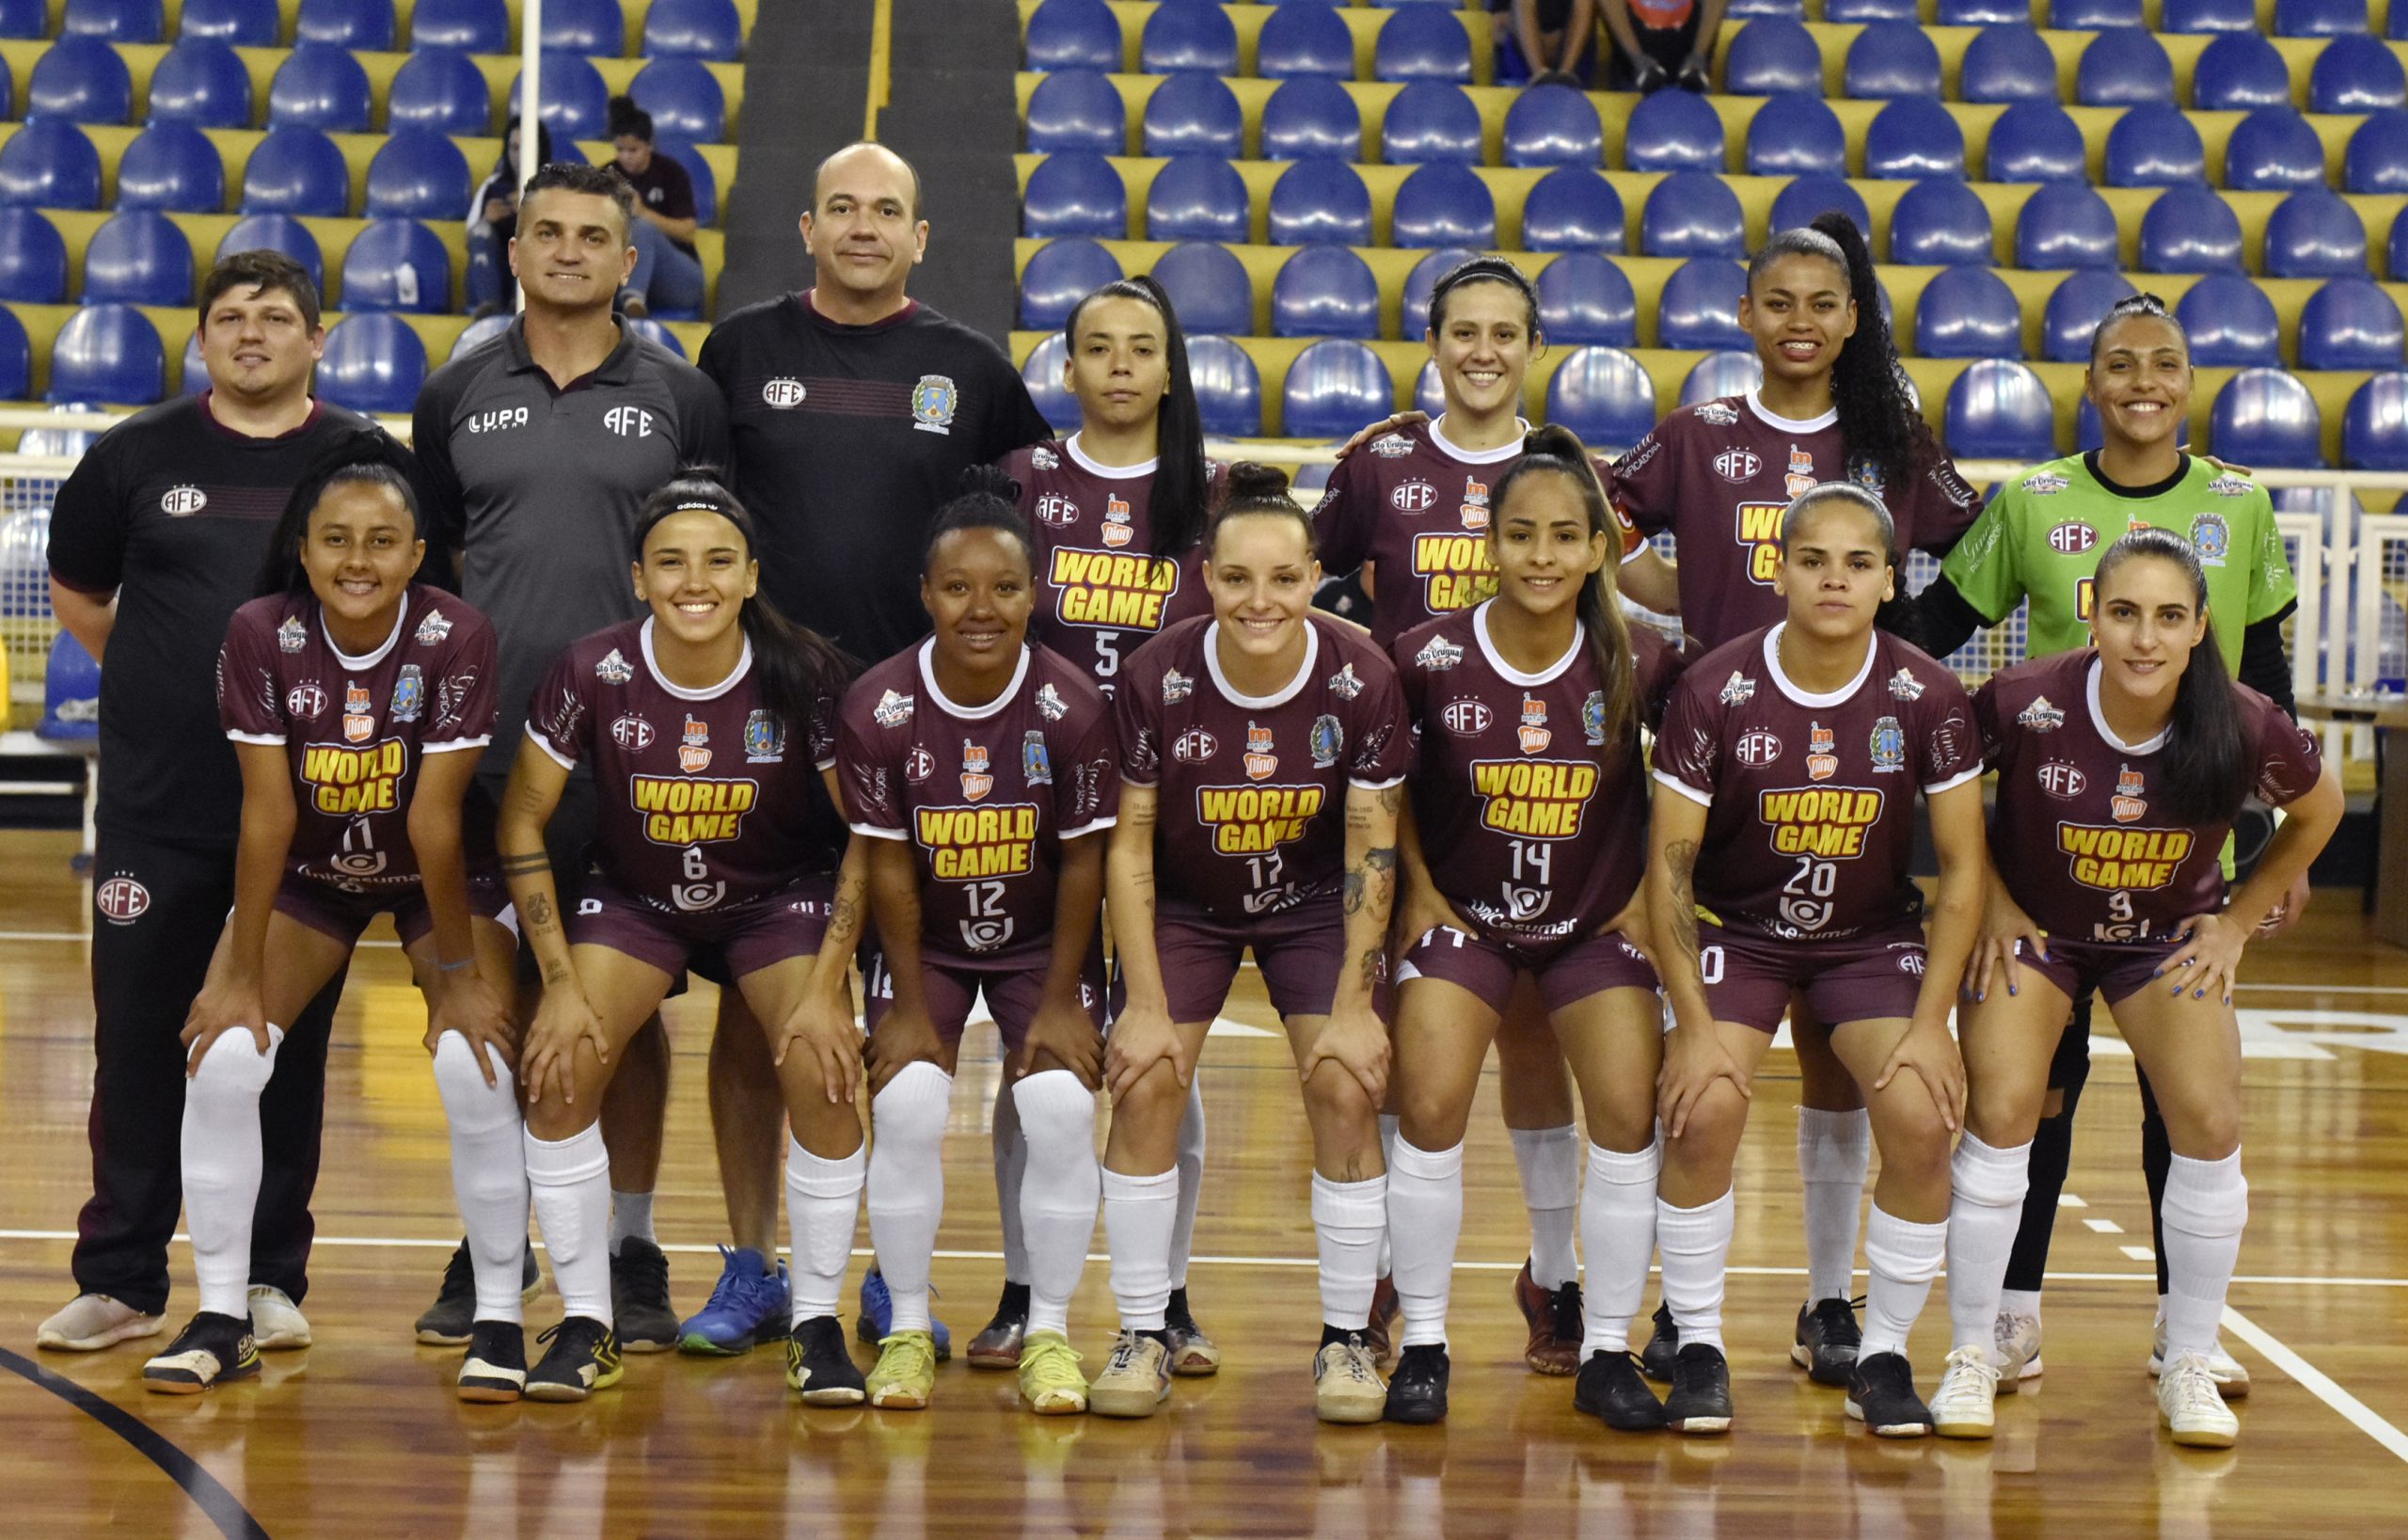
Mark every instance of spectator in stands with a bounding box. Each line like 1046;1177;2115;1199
1505;0;1598;87
467;117;552;317
1598;0;1719;93
600;95;705;321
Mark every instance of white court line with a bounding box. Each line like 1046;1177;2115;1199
2224;1304;2408;1466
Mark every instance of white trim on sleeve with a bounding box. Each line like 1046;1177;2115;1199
1651;768;1713;806
849;822;909;841
422;735;492;754
1060;815;1117;839
1348;773;1408;791
1923;764;1984;797
225;730;286;746
524;722;576;770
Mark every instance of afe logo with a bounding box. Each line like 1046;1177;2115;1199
904;746;936;784
1391;480;1438;514
1033;493;1078;527
762;378;807;408
95;877;150;924
611;714;656;751
160;485;208;516
1440;699;1493;737
1172;727;1218;764
2036;761;2086;800
287;683;328;719
604;406;655;437
1735;730;1782;767
1712;450;1760;483
2049;521;2098;554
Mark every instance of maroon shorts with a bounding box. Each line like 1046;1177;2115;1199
275;869;512;949
1698;919;1928;1034
1113;901;1356;1024
1396;925;1657;1014
566;874;835;981
865;945;1108;1050
2011;935;2179;1009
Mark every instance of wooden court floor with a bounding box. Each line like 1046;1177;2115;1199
5;829;2408;1537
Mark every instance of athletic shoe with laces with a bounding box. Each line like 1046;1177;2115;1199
609;1239;678;1353
675;1245;789;1356
784;1315;866;1405
415;1240;542;1347
967;1282;1029;1370
1513;1260;1581;1375
246;1284;311;1350
2147;1316;2250;1399
141;1312;259;1394
857;1266;952;1361
1362;1276;1400;1365
1931;1344;2001;1439
2157;1352;2240;1448
1017;1329;1088;1415
38;1293;163;1353
1640;1300;1679;1384
1790;1295;1862;1387
1315;1333;1387;1424
866;1328;940;1409
1088;1330;1173;1418
1574;1349;1669;1431
1665;1342;1734;1434
1382;1342;1450;1424
1164;1287;1220;1377
1994;1308;2043;1383
1846;1350;1934;1438
524;1316;622;1403
457;1320;528;1404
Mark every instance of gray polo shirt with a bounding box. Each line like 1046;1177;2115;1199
414;317;730;776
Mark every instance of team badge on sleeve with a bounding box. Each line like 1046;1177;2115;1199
596;648;634;685
961;739;993;801
1806;722;1838;781
1517;695;1551;754
873;690;913;728
1582;691;1606;746
1887;669;1925;702
1415;634;1465;671
390;665;424;722
1870;716;1906;773
1162;668;1194;704
1327;663;1364;700
1370;434;1413;458
1036;683;1068;722
1022;730;1053;786
1719;671;1756;706
679;716;711;772
911;375;958;435
744;709;785;763
1244;722;1278;780
2017;695;2066;732
1309;714;1342;769
277;616;308;653
1695;402;1738;427
415;610;453;646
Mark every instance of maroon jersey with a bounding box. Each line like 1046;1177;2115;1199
219;584;496;892
1394;604;1685;947
1608;392;1980;651
1313;419;1647;648
1117;614;1410;918
1653;624;1980;942
838;641;1117;963
1003;437;1223;696
525;618;841;913
1975;649;2324;942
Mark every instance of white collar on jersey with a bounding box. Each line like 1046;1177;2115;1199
1204;618;1321;709
321;593;409;672
2084;656;2172;754
1064;433;1158;481
639;615;754;701
1428;414;1531;465
1745;388;1839;436
1472;599;1583;687
916;636;1031;721
1762;622;1877;708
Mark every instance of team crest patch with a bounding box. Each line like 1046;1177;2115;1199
761;378;806;409
1369;433;1414;458
415;610;453;646
2190;512;2230;564
2017;695;2066;733
1327;663;1364;700
342;684;374;743
596;648;634;685
1036;682;1068;722
1517;693;1551;754
1440;699;1492;737
1735;729;1781;767
873;690;913;728
1022;729;1052;786
744;709;785;763
1582;690;1606;746
960;738;993;801
1173;727;1216;764
1888;668;1925;702
277;616;307;653
1806;721;1838;781
2048;520;2097;554
1309;713;1343;769
1694;402;1739;427
1870;715;1906;773
911;374;958;435
1719;671;1756;707
96;874;150;924
1713;449;1760;483
2021;471;2067;496
1030;445;1059;470
2207;474;2252;498
287;682;326;719
390;664;423;722
611;713;656;751
1244;722;1277;780
1163;668;1194;705
680;716;711;772
904;745;935;784
1415;634;1465;672
161;484;206;516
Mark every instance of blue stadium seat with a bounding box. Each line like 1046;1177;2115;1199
341;216;451;312
1374;6;1472;84
413;0;508;51
1682;348;1762;405
1383;81;1483;165
2278;0;2369;36
1258;2;1354;80
241;125;351;216
2211;368;2322;466
1022;151;1125;237
2343;372;2408;468
1269;157;1371;246
178;325;205;391
516;53;611;140
2392;204;2408;278
1770;174;1870;235
541;0;622;56
644;0;741;60
1641;170;1746;259
2226;107;2332;193
1916;265;2023;359
450;311;510;361
1272;245;1380;339
1656;258;1748;351
1723;17;1821;97
1987;103;2087;183
1726;0;1804;15
2105;103;2205;187
2299;277;2405;370
2311;36;2406;113
1187;333;1262;437
2138;185;2243;272
1827;0;1917;20
2052;0;2142;24
0;208;66;301
1401;246;1480;332
268;41;372;132
2346;109;2408;194
0;0;39;35
29;36;135;125
0;121;103;211
2191;32;2291;110
49;304;165;405
1535;251;1639;345
65;0;164;40
1024;0;1117;71
318;312;427;414
1944;358;2054;460
1863;98;1966;182
2176;274;2281;365
218;213;324;293
1150;240;1249;336
1746;94;1846;178
1284;338;1392;437
626;316;685;357
1261;77;1361;162
181;0;277;45
657;137;716;227
2016;183;2121;269
1413;357;1446;418
2393;0;2408;39
2043;269;2139;359
388;48;493;136
1145;155;1247;244
1545;345;1657;447
1939;0;2026;18
1889;178;1995;266
1845;22;1942;100
2077;28;2175;107
1020;333;1076;432
296;0;396;50
40;631;101;739
1502;85;1603;169
1519;167;1624;253
631;56;727;143
1142;4;1237;76
2162;0;2257;28
116;122;225;213
2265;188;2370;278
147;38;251;129
1018;236;1121;329
83;209;192;305
1959;24;2059;104
365;130;470;220
1392;161;1496;247
1145;72;1242;159
1623;88;1726;173
1026;70;1125;154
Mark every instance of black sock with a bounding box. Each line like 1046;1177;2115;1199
1138;1327;1172;1349
996;1280;1031;1316
1164;1286;1194;1328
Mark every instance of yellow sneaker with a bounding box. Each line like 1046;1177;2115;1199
866;1328;938;1410
1018;1329;1089;1415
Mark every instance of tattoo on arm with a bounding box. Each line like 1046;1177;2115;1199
499;851;549;876
527;893;553;929
1664;839;1701;963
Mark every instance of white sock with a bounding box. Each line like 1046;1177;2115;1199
1012;1071;1099;1340
431;1032;530;1325
2000;1288;2041;1324
991;1074;1030;1287
1376;1111;1401;1277
182;1024;285;1320
785;1136;866;1324
1945;1135;2031;1353
1861;1205;1946;1359
865;1061;952;1335
1798;1107;1871;1304
1510;1124;1581;1291
1579;1141;1660;1358
1386;1138;1465;1348
2161;1149;2248;1359
1657;1190;1735;1355
1313;1171;1386;1331
1170;1078;1206;1289
1102;1167;1178;1331
524;1123;612;1324
608;1188;655;1259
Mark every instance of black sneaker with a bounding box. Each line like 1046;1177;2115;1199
525;1316;622;1403
1640;1300;1679;1384
1846;1350;1934;1438
1574;1349;1669;1431
1664;1343;1734;1435
142;1311;259;1395
458;1320;528;1404
610;1238;678;1354
784;1314;867;1405
1792;1296;1864;1387
415;1239;541;1346
1383;1342;1450;1424
1163;1285;1221;1377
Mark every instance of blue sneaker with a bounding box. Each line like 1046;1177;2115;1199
856;1265;952;1362
676;1246;790;1357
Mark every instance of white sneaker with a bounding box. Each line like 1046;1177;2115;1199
2148;1317;2249;1399
1931;1344;2002;1439
1992;1309;2041;1387
2157;1352;2240;1448
246;1285;312;1350
37;1293;164;1352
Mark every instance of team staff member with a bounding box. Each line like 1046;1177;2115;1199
413;161;731;1353
40;252;394;1356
